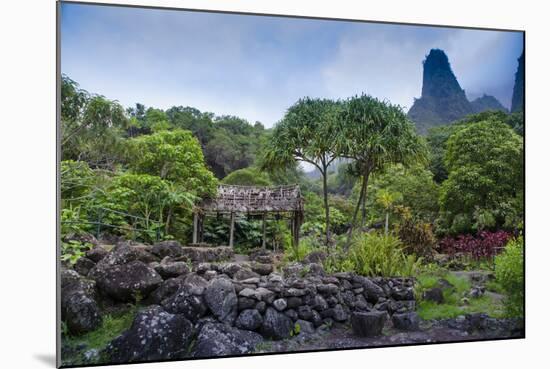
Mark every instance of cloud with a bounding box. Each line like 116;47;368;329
61;3;523;126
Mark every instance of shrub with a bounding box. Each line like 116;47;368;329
61;240;93;265
326;233;422;277
438;230;512;260
284;236;319;262
395;206;436;258
222;167;271;186
494;237;524;317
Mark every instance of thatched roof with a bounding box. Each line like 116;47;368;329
199;184;304;214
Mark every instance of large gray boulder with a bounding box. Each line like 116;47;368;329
261;307;294;340
356;276;386;303
155;261;190;279
162;288;207;322
193;322;263;358
148;277;186;305
94;260;163;302
181;273;209;295
106;305;194;363
204;278;238;325
351;311;387;337
88;243;140;277
60;269;102;335
180;246;234;263
151;240;184;259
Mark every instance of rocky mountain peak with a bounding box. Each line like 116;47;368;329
408;49;473;134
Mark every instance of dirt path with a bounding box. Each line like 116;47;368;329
257;321;522;354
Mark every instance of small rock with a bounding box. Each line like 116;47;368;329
238;297;257;311
273;298;287;311
297;305;314;320
261;307;293;340
287;297;303;309
468;286;485;298
423;287;444;304
74;257;95;277
239;288;258;299
251;262;273;276
255;287;276;303
255;301;267;314
310;294;329;311
285;308;298;321
295;319;315;334
85;247;108;263
392;312;420;331
236;309;263;331
193;322;263;357
332;304;348;322
234;269;260;281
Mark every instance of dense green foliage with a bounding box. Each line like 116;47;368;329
125;129;217;197
495;237;524;317
323;233;422;277
222;167;271;186
438;120;523;234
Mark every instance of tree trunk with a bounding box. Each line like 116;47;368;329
322;169;330;247
385;212;389;235
360;189;367;229
345;172;368;250
192;212;198;244
344;172;370;250
262;213;266;250
229;212;235;247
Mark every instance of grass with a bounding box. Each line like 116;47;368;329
485;279;506;294
415;271;505;320
62;307;137;365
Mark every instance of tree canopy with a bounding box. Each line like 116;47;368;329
439;120;523;233
263;98;344;245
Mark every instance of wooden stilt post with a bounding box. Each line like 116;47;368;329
198;214;204;243
262;213;265;250
229;212;235;248
290;217;296;250
294;212;301;248
192;211;198;244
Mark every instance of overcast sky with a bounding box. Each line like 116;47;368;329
61;3;524;128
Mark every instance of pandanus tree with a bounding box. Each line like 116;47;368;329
262;98;343;246
339;94;427;248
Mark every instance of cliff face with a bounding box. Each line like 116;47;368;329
511;51;525;113
470;94;508;114
408;49;474;134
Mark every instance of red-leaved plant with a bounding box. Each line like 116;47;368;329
438;230;512;260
